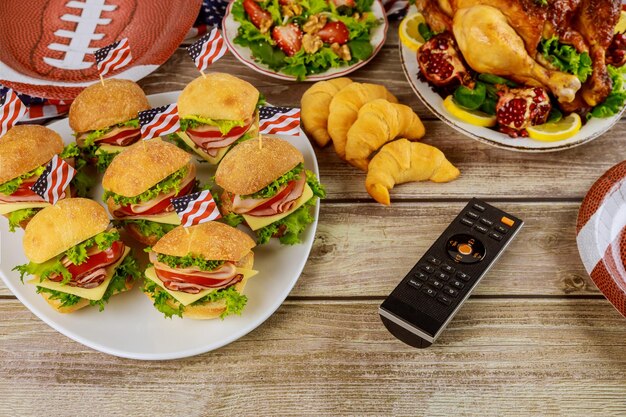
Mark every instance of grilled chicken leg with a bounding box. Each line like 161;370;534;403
452;5;581;103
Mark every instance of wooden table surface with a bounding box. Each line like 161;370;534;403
2;24;626;417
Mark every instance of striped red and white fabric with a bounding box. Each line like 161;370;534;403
258;106;301;136
0;88;27;137
186;27;227;72
576;161;626;318
94;38;133;78
172;190;222;227
29;155;76;204
138;104;181;140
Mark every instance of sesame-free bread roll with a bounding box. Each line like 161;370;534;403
215;137;304;195
23;198;110;264
102;138;192;197
177;73;259;121
153;222;255;262
69;79;150;133
0;125;64;185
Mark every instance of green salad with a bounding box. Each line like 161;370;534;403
232;0;381;80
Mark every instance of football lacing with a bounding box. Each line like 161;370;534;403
43;0;117;70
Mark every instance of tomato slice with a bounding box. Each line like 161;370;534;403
118;178;195;216
187;121;251;139
64;240;125;280
12;181;41;198
98;129;141;146
155;268;237;287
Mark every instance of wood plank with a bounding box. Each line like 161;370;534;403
0;202;600;297
1;299;625;416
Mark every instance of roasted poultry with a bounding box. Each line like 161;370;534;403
416;0;622;109
453;5;581;103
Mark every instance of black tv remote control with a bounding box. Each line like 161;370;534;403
379;198;523;348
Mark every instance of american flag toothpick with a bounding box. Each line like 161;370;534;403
0;88;27;138
138;104;181;140
186;27;228;75
258;106;301;136
172;190;222;227
94;38;132;84
30;155;76;205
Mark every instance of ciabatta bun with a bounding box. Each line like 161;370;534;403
215;137;304;195
0;125;64;185
102;139;192;197
40;279;133;314
177;73;259;121
69;79;150;133
153;221;255;262
23;198;110;264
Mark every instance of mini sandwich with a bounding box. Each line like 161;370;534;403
13;198;140;313
215;137;325;245
143;221;257;319
102;138;196;245
0;125;90;232
174;73;263;164
69;79;150;171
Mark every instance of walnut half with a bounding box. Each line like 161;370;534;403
303;33;323;54
282;3;303;17
331;43;351;61
303;14;327;34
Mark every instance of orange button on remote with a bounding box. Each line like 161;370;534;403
501;216;514;227
458;243;473;256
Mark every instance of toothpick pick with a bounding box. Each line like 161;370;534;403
99;74;105;86
200;70;206;79
184;226;190;235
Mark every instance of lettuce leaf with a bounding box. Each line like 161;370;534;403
143;278;185;318
156;253;224;271
283;48;342;80
7;208;38;232
119;219;177;239
13;256;71;284
538;37;593;82
89;254;140;311
179;116;246;135
64;230;121;266
305;169;327;199
36;287;82;308
355;0;374;12
222;212;245;227
81;144;119;173
589;65;626;118
103;166;188;205
244;163;304;199
59;143;96;197
302;0;331;14
78;118;140;147
191;285;248;318
0;165;46;196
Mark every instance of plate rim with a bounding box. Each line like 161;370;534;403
221;0;389;82
0;91;321;360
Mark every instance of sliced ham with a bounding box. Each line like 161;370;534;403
77;125;140;147
0;191;47;203
160;274;242;294
186;118;253;156
73;268;108;289
232;175;306;217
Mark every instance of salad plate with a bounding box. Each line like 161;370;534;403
400;5;626;153
0;91;320;360
222;0;388;81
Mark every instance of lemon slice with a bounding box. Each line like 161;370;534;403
616;10;626;34
442;96;496;127
399;13;426;51
527;113;581;142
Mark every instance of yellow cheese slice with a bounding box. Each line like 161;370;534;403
145;266;258;306
0;201;50;215
27;246;131;301
95;143;125;154
242;184;314;231
124;211;181;225
177;132;229;164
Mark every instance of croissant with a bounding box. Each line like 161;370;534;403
366;139;460;206
345;99;426;171
301;78;353;147
327;83;398;159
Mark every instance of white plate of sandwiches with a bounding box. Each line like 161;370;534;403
0;84;322;360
